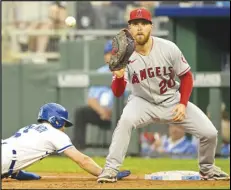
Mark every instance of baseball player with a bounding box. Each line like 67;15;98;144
1;103;130;180
74;40;114;150
97;8;230;183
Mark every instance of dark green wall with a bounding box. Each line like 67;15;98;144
59;39;107;70
2;65;21;138
172;18;230;113
2;64;59;138
2;63;90;140
2;40;109;139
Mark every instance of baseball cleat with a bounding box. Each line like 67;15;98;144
200;166;230;181
97;168;118;183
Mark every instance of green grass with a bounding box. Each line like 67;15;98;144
26;156;230;175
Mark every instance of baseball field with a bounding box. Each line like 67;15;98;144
2;156;230;189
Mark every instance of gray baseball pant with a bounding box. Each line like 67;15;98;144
105;95;217;173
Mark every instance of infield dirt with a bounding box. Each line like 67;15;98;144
2;173;230;189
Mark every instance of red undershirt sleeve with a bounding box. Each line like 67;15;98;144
111;75;127;97
179;71;193;106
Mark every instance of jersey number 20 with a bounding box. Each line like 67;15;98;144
159;78;176;94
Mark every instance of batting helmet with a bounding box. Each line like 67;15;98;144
37;103;73;129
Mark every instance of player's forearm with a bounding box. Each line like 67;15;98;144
64;147;102;177
87;98;104;115
78;156;102;177
111;76;127;97
179;71;193;106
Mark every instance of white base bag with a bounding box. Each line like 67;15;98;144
145;170;201;180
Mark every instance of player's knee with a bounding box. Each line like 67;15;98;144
206;128;218;141
117;117;136;129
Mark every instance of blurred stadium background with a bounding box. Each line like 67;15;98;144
2;1;230;159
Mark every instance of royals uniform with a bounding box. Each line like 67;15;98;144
2;123;73;175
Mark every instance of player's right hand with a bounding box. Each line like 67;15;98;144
113;68;125;78
172;103;186;122
99;108;111;121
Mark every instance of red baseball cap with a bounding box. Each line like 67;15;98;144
128;8;152;23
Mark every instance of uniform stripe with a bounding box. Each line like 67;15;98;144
178;66;191;76
57;144;73;153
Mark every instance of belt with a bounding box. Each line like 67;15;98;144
1;149;17;179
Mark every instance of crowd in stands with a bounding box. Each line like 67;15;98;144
140;102;230;159
3;1;229;63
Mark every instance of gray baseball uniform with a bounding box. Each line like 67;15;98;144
106;37;217;174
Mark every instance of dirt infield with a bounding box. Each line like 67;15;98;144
2;173;230;189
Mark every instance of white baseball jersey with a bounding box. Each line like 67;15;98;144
1;123;73;174
125;36;191;104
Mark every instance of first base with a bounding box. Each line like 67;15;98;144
145;170;201;180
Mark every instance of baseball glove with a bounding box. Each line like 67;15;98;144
109;28;135;71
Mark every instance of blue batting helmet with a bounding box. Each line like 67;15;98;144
104;40;113;54
37;103;73;129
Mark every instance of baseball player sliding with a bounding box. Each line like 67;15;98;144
97;8;230;183
1;103;130;180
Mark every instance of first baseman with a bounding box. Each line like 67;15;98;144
97;8;230;183
1;103;130;180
